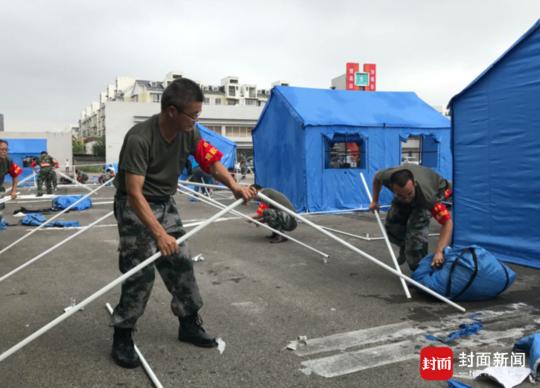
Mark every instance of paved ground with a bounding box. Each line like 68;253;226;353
0;184;539;388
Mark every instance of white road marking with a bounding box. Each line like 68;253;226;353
290;303;540;378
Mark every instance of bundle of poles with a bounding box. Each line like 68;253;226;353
0;174;465;386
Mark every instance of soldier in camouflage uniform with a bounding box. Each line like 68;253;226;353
33;151;58;196
249;184;297;243
110;78;255;369
0;139;22;223
370;165;453;271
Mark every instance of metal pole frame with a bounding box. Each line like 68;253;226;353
0;198;244;362
0;211;114;283
256;192;465;312
0;177;114;257
177;184;330;261
359;172;411;299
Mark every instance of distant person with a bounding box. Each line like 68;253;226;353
76;169;89;184
0;139;23;222
99;166;116;184
190;165;214;197
249;184;297;243
32;151;59;196
369;165;452;271
239;159;247;180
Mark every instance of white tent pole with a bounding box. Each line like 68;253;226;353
5;172;35;193
257;192;465;312
105;303;164;388
56;170;93;192
0;211;114;284
178;179;250;190
0;198;244;363
359;173;411;299
0;177;114;257
320;225;377;240
177;184;330;260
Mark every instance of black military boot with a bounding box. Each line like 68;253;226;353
269;234;288;244
265;232;278;239
112;327;140;368
178;314;217;348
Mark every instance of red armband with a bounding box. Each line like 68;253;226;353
8;161;23;178
431;202;451;225
194;139;223;173
256;202;269;216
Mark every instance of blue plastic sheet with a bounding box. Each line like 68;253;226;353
514;333;540;379
448;379;472;388
0;218;6;230
426;320;483;344
21;213;80;228
253;86;451;212
52;195;92;211
449;20;540;269
412;245;516;301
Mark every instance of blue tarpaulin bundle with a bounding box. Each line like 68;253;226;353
412;245;516;301
52;195;92;211
0;218;6;230
514;333;540;379
21;213;80;228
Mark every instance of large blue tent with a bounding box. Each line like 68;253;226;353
252;86;451;212
449;19;540;269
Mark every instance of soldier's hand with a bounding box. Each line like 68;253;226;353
369;201;380;212
431;251;445;268
232;184;256;204
156;233;179;257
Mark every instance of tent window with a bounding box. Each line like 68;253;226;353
325;136;366;169
400;136;422;165
400;135;438;168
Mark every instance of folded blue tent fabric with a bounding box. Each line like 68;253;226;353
52;195;92;211
448;379;472;388
514;333;540;379
21;213;80;228
426;320;483;344
0;218;6;230
412;245;516;301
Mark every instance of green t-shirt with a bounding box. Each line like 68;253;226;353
114;115;201;197
0;158;13;188
260;188;295;211
375;165;451;209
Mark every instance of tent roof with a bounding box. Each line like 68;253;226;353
269;86;450;129
449;19;540;108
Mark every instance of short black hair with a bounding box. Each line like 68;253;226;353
0;139;8;146
161;78;204;112
390;169;414;188
250;184;262;191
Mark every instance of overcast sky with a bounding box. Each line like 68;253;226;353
1;0;539;132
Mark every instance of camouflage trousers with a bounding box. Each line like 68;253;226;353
262;208;297;232
384;199;430;271
37;170;55;195
111;196;203;329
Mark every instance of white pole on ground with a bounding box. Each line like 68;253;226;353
257;192;465;312
0;177;114;257
56;170;93;192
360;172;411;299
177;184;330;260
0;211;114;284
0;198;244;363
105;303;164;388
320;225;377;241
5;172;36;193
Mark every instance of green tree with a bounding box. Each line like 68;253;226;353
72;137;85;154
92;137;105;157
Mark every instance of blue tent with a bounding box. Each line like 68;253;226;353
1;138;46;186
253;86;451;212
448;19;540;269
